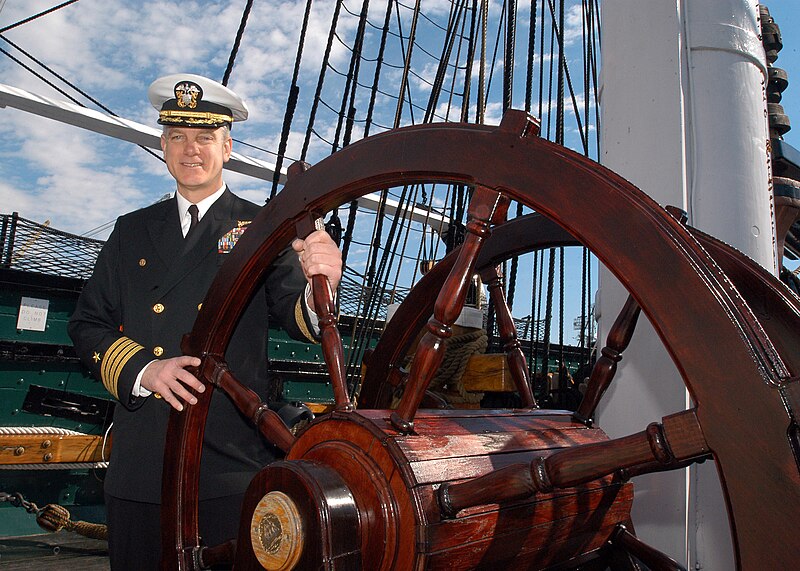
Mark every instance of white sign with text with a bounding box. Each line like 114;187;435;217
17;297;49;332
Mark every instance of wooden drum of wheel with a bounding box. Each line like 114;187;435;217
160;110;800;570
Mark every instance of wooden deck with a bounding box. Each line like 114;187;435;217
0;531;109;570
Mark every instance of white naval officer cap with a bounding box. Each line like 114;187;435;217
148;73;249;129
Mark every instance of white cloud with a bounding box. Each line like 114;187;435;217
0;0;604;239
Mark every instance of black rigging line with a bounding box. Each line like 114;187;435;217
392;0;421;126
396;0;464;33
351;0;469;378
503;0;516;113
459;0;478;123
527;249;539;377
301;0;345;160
542;248;555;374
506;0;521;311
272;0;315;198
327;53;465;100
589;0;601;153
481;0;506;112
534;249;544;376
0;0;79;34
508;1;541;336
538;0;546;124
356;0;463;362
343;0;427;378
341;0;472;44
476;0;487;123
524;0;538;114
547;0;587;152
333;0;372;152
363;0;397;137
221;0;254;86
479;0;510;340
555;0;564;145
442;4;469;121
341;0;394;281
423;0;467;122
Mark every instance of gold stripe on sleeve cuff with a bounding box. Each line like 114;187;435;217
101;337;145;400
295;296;317;343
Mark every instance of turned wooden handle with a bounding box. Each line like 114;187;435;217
297;214;352;412
480;264;536;407
573;294;640;425
439;409;709;517
203;356;296;452
392;186;510;432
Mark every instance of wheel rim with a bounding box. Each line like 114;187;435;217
162;110;800;569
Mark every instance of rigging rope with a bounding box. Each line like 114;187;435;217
427;328;488;404
301;0;346;160
271;0;315;198
332;0;371;152
0;491;107;540
272;0;602;393
0;0;79;34
363;0;397;138
221;0;254;86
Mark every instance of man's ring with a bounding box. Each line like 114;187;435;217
154;392;162;399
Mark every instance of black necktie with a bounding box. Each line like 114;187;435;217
186;204;199;238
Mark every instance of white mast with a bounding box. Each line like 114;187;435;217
597;1;774;569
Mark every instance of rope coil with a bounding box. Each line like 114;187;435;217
0;491;108;540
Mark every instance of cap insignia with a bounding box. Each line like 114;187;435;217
174;81;202;110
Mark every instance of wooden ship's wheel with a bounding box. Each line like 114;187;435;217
160;111;800;570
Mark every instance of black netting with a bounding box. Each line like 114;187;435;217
0;213;104;280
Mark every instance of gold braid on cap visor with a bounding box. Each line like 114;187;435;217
159;110;234;125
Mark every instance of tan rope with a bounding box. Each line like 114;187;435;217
429;329;488;404
389;328;490;408
36;503;108;540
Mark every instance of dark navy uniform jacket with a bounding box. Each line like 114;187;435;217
68;189;316;503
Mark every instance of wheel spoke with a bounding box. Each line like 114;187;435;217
391;186;510;432
573;294;641;426
438;408;709;518
480;264;537;407
295;211;352;412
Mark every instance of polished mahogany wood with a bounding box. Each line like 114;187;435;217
210;357;296;452
296;212;352;412
391;186;510;432
573;294;641;426
161;355;209;570
234;460;361;570
286;409;632;570
479;264;537;407
438;409;708;517
162;111;800;569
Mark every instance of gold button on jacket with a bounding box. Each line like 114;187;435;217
153;303;164;314
153;346;164;357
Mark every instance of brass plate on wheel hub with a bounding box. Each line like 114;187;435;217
250;491;304;570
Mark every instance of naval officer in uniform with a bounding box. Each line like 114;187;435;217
68;73;342;568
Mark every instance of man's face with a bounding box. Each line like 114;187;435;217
160;126;232;200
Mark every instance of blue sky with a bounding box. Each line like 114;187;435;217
1;0;796;237
0;0;797;342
